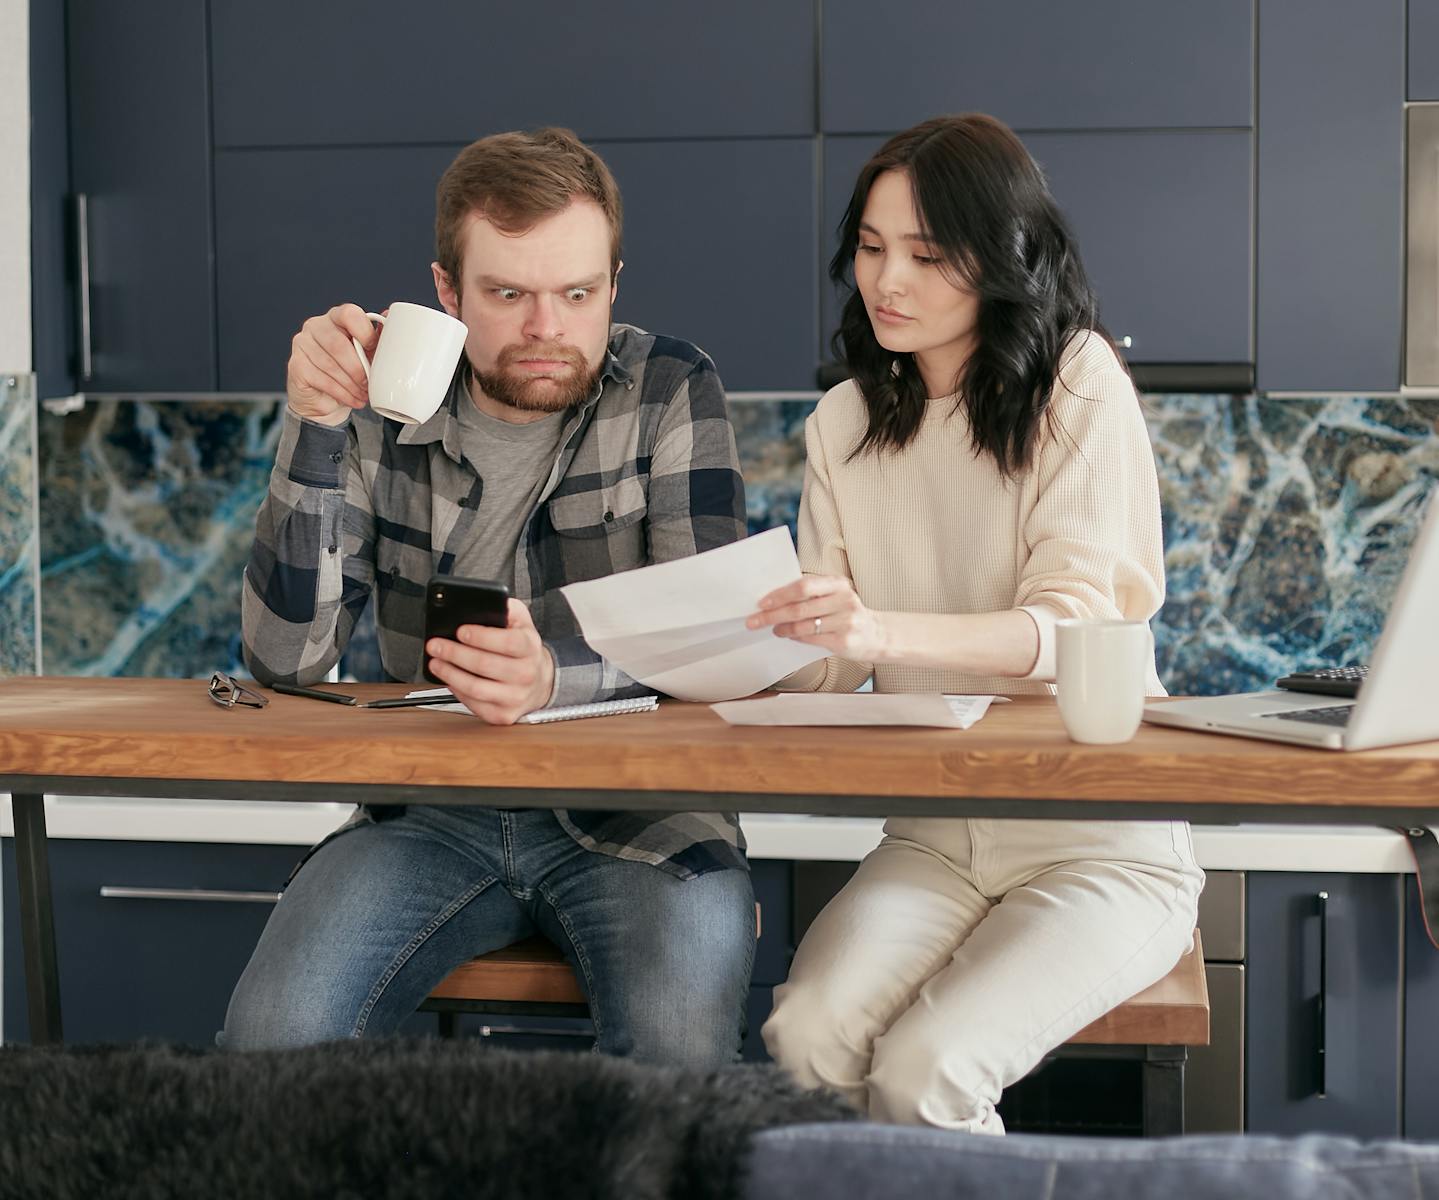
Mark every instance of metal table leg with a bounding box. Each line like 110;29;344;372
1141;1045;1187;1136
12;792;63;1044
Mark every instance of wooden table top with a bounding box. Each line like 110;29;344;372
0;676;1437;820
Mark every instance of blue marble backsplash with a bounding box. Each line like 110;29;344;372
21;392;1439;697
0;375;38;676
36;400;282;677
1149;395;1439;694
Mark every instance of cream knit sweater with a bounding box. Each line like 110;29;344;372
785;332;1166;697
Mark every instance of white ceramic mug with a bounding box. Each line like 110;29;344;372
350;302;469;424
1055;618;1154;744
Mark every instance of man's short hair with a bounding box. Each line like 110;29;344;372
435;127;623;294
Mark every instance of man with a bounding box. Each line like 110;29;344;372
224;128;754;1065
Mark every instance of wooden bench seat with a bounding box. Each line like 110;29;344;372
1069;930;1209;1047
425;932;1209;1050
422;930;1209;1136
426;936;586;1007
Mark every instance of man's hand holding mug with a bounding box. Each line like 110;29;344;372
286;302;468;427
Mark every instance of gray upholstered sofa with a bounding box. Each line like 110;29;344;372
743;1123;1439;1199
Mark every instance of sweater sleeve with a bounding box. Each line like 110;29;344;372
1013;354;1166;684
777;408;875;694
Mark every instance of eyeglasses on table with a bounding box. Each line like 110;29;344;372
208;671;269;709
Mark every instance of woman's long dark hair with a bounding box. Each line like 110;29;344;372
833;113;1116;477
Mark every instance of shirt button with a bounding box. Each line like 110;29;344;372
603;510;614;522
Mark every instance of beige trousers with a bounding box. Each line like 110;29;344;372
761;817;1203;1133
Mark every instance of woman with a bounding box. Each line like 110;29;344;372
749;114;1203;1133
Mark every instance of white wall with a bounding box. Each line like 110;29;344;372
0;0;29;372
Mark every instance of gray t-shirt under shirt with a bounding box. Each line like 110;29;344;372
452;397;568;592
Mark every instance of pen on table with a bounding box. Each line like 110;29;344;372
361;694;459;709
271;682;358;706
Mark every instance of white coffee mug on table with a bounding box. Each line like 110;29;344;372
350;301;468;424
1055;618;1154;744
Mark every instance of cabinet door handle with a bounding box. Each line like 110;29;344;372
74;193;93;383
99;886;281;904
1115;334;1134;349
1315;890;1329;1099
477;1024;593;1039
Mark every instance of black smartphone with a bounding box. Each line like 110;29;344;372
422;574;510;684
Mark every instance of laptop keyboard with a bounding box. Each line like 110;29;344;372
1259;704;1354;727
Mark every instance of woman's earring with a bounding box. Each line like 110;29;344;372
890;357;903;378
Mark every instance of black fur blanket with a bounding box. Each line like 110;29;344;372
0;1039;855;1200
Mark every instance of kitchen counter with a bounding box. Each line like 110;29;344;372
0;794;1417;873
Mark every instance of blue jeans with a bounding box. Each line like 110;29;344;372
222;806;756;1065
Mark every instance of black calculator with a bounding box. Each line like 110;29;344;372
1274;664;1369;698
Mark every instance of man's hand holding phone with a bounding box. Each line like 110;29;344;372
423;576;555;725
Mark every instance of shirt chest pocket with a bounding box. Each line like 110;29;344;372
547;475;648;539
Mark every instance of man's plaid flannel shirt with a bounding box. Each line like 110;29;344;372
242;324;749;878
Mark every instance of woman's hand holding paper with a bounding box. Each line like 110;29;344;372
748;574;893;662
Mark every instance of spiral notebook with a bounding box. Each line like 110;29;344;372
518;695;659;724
396;688;659;724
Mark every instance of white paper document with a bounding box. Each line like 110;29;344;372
558;526;829;702
710;693;1005;729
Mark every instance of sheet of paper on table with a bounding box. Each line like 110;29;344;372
557;526;829;702
710;693;1007;728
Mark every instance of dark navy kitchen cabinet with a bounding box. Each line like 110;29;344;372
2;838;299;1045
1411;0;1439;99
57;0;216;394
749;858;794;991
822;130;1252;366
213;145;460;392
599;140;817;392
1245;871;1403;1137
2;834;790;1049
743;858;794;1061
216;139;818;392
1256;0;1405;393
35;1;1419;394
208;0;815;146
1;834;457;1045
1404;876;1439;1137
29;0;73;402
1025;132;1251;364
821;0;1253;133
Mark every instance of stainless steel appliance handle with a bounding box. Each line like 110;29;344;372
476;1024;593;1039
75;193;93;383
1406;106;1439;387
99;886;281;904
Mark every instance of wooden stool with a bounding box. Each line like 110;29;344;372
422;929;1210;1136
1047;930;1210;1136
420;903;764;1038
420;937;589;1038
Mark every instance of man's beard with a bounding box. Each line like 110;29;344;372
470;341;602;414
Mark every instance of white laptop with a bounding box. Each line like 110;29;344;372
1143;492;1439;751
